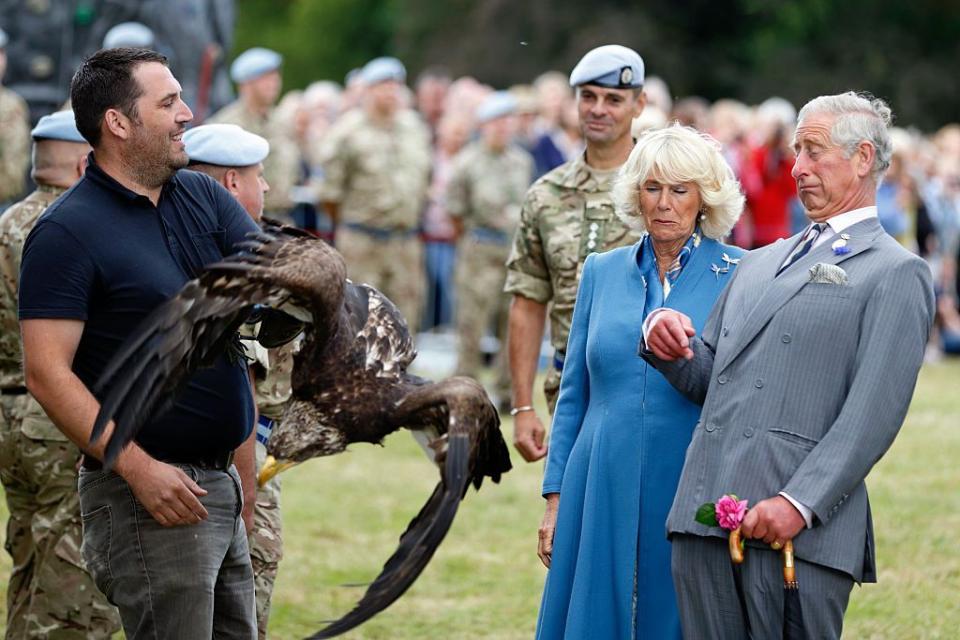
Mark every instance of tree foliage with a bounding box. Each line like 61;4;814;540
235;0;960;130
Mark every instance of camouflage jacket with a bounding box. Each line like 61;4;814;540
0;87;31;203
317;109;431;230
504;153;641;353
446;141;533;234
208;100;302;213
0;186;66;387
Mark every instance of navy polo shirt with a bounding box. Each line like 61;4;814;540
19;154;259;461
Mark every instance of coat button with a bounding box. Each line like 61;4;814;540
781;334;792;343
718;375;728;385
722;327;729;337
754;378;764;388
704;423;717;432
743;427;754;438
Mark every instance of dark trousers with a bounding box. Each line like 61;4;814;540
78;464;257;639
671;534;853;640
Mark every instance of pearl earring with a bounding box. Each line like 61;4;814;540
699;212;707;221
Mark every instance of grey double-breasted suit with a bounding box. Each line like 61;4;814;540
648;216;934;583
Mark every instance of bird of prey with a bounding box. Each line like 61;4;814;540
90;223;513;638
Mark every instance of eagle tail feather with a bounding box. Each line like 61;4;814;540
309;433;470;639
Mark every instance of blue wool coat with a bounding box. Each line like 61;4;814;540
536;237;743;640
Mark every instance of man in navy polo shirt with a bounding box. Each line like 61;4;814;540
19;48;258;638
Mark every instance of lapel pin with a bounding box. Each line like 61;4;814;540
831;237;851;255
710;263;728;280
721;252;740;268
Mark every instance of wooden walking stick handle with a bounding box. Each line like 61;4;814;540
729;526;745;564
782;539;797;586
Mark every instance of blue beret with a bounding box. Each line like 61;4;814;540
31;110;86;143
184;124;269;167
102;22;155;49
0;27;7;49
359;57;406;85
569;44;645;89
230;47;282;84
476;91;517;124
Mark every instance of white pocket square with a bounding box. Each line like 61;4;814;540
808;262;848;285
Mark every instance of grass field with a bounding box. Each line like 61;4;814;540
0;359;957;638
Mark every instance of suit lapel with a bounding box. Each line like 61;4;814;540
715;218;885;373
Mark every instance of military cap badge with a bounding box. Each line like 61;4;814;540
619;66;633;86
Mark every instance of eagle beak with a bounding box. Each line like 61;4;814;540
257;455;298;487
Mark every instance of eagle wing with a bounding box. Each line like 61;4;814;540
352;283;417;377
91;225;345;466
311;377;512;639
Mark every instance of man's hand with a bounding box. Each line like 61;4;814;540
646;310;696;361
538;493;560;568
740;496;805;546
514;411;547;462
123;457;209;527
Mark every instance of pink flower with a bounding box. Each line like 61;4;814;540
715;494;748;531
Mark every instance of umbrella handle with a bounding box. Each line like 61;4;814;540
729;526;745;564
783;539;797;587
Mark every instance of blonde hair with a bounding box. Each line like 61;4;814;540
613;123;745;239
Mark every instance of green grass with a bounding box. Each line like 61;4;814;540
1;360;958;638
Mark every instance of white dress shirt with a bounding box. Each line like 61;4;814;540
780;205;878;269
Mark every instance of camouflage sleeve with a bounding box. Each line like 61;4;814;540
444;152;469;219
316;122;350;204
520;150;535;187
0;95;30;203
262;132;300;212
0;209;23;347
503;185;552;303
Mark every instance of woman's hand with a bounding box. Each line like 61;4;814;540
538;493;560;568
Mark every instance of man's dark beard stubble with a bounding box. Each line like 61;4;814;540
125;125;189;190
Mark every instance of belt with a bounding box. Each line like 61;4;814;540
256;414;274;445
343;222;418;240
553;351;565;373
0;386;28;395
81;449;236;472
469;227;511;245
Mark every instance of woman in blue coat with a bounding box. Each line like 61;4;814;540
536;124;746;639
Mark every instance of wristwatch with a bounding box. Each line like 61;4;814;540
509;405;535;416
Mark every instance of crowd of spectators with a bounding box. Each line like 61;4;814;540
265;66;960;359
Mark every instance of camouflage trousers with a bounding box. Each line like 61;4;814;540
0;394;120;639
454;240;511;402
337;226;424;334
544;365;562;415
250;442;283;640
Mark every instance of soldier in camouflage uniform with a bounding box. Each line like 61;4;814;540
319;57;431;334
244;336;298;640
183;122;286;639
209;47;301;221
0;29;30;209
504;45;648;462
447;92;533;407
0;111;121;638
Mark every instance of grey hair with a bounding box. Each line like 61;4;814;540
797;91;893;182
612;123;745;239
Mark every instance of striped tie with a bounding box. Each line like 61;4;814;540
777;223;825;276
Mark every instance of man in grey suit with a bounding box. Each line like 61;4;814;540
643;91;934;638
